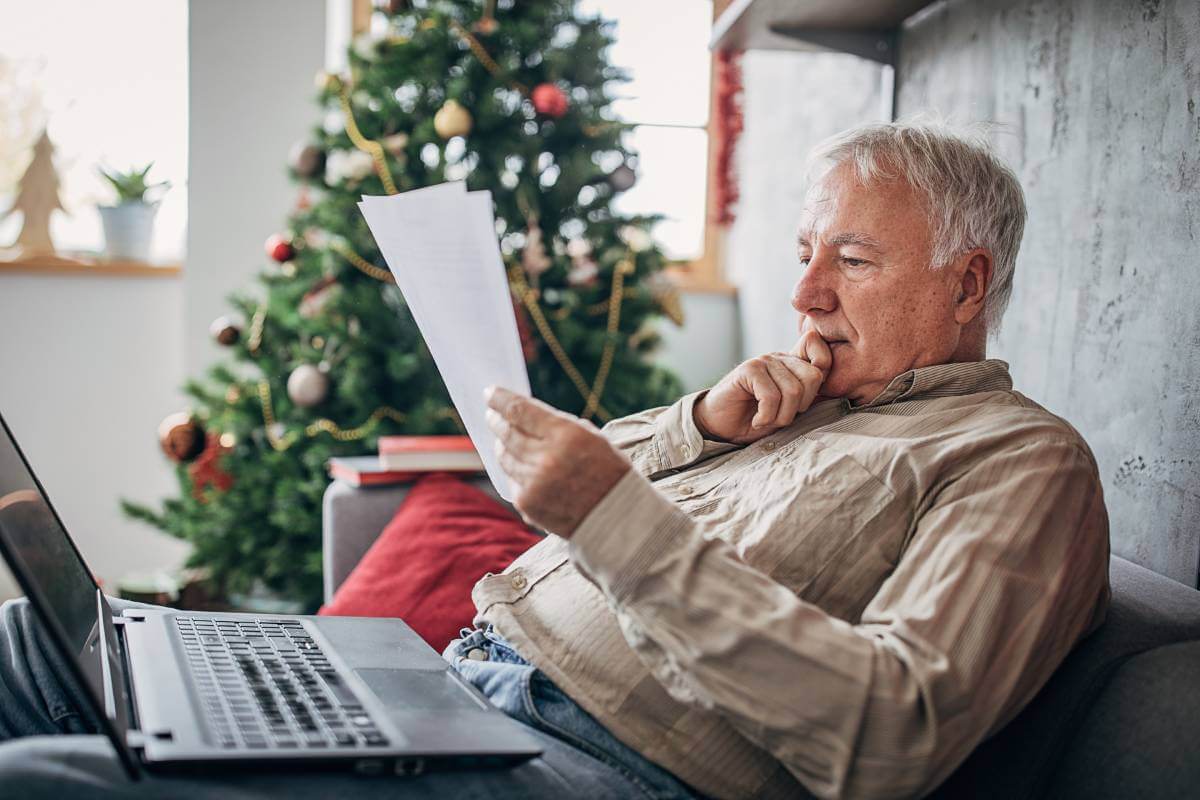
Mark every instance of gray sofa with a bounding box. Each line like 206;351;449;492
323;477;1200;799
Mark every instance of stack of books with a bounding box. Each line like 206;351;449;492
328;435;485;487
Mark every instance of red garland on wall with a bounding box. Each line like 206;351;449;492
712;49;744;226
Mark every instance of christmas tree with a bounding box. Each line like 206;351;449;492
124;0;685;612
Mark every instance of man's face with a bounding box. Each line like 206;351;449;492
793;162;963;404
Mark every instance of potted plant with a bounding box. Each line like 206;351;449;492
97;163;169;261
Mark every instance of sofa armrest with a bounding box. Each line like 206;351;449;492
321;475;508;604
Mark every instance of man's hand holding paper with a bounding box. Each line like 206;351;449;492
482;386;630;536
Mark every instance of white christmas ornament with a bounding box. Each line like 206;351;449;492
325;149;374;185
565;238;592;259
522;221;552;277
619;225;653;253
287;364;329;408
567;258;599;286
352;32;384;60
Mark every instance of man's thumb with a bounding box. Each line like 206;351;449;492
791;330;833;374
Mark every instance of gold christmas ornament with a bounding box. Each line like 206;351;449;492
434;100;473;139
218;432;237;449
280;260;297;278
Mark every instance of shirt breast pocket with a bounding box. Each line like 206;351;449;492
724;437;900;611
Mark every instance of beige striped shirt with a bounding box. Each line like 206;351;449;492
472;360;1111;800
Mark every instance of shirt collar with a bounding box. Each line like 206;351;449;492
851;359;1013;410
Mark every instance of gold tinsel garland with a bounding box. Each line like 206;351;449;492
338;86;399;195
332;239;395;283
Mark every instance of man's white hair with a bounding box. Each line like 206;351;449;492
807;119;1027;333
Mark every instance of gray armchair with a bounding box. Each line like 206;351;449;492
323;478;1200;798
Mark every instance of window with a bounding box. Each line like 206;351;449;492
0;0;188;263
578;0;716;274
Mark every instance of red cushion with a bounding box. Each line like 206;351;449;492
319;473;540;650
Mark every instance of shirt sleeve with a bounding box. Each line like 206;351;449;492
598;389;740;479
568;437;1111;800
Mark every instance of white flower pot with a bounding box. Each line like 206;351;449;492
98;201;158;261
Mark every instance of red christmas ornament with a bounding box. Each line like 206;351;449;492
188;434;234;502
531;83;569;118
265;233;295;263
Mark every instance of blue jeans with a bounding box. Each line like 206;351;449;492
0;598;702;799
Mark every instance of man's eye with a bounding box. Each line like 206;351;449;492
842;257;868;268
798;256;811;267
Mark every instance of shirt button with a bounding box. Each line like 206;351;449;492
510;574;528;590
679;485;695;496
762;441;777;452
466;648;488;661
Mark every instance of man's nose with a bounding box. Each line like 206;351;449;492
791;256;838;315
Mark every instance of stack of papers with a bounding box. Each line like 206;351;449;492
358;182;531;501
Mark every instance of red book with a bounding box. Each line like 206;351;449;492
328;457;422;488
376;435;484;472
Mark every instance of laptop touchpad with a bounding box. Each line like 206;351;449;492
355;668;487;711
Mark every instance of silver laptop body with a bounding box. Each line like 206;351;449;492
0;412;541;779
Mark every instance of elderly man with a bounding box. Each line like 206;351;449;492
478;120;1110;799
0;122;1108;800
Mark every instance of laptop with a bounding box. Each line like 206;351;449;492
0;412;541;779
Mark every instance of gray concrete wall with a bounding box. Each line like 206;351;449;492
899;0;1200;586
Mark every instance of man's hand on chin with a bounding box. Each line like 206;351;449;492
693;329;833;445
484;386;631;538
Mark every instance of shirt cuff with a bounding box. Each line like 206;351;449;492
651;390;739;472
569;468;694;601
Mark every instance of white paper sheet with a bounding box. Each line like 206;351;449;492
358;181;530;501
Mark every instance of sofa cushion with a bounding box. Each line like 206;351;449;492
318;473;541;650
933;556;1200;799
1046;640;1200;798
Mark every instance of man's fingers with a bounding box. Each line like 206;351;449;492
494;440;536;483
791;330;833;374
487;409;540;460
746;364;782;428
485;386;557;437
763;358;803;427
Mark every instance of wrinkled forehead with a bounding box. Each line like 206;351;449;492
797;161;928;245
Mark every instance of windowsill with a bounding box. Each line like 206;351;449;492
0;253;181;278
664;264;738;295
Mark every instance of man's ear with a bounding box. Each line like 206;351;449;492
953;250;992;325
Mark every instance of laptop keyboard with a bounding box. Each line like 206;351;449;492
175;616;389;750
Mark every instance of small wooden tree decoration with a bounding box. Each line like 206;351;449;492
2;129;64;254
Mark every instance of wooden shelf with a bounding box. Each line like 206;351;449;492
0;253;181;278
710;0;938;63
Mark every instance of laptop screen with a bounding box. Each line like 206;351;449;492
0;414;107;715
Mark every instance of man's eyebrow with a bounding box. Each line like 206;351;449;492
796;231;884;251
829;232;884;250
